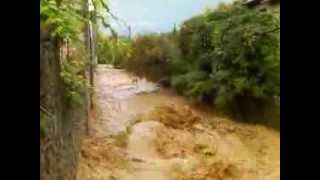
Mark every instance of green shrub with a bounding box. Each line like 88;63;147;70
171;71;208;95
124;33;180;81
96;34;112;64
168;58;190;76
97;34;132;67
60;53;90;108
174;4;279;109
171;75;189;94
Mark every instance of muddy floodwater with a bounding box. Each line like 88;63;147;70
77;64;280;180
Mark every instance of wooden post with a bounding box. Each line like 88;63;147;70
82;0;91;135
128;26;131;40
66;38;70;62
89;21;94;109
87;0;97;135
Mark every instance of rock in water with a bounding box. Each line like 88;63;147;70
157;77;170;88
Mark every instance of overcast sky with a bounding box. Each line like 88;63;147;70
104;0;234;36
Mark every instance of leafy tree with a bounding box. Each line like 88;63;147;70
172;3;279;117
109;2;280;121
124;33;180;81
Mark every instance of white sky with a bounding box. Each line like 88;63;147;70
103;0;235;36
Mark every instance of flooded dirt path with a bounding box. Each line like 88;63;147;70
76;64;280;180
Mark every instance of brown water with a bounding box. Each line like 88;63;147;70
76;65;280;180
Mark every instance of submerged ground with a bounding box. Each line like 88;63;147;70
76;64;279;180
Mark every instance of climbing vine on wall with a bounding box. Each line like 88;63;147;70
40;0;117;109
40;0;84;39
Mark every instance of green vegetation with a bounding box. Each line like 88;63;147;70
60;57;90;108
174;4;279;106
40;0;83;39
123;33;180;81
40;112;49;139
40;0;116;108
40;0;114;135
172;4;280;120
97;35;132;67
97;2;280;121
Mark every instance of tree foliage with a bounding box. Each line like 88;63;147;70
116;3;279;120
96;34;132;67
172;4;279;109
40;0;84;39
60;51;90;107
124;33;180;81
49;1;279;121
40;0;114;108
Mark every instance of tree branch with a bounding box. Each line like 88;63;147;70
97;0;131;36
255;27;280;36
261;27;280;34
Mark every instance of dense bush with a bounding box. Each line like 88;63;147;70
96;34;112;64
97;34;132;67
172;4;279;110
124;33;180;81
